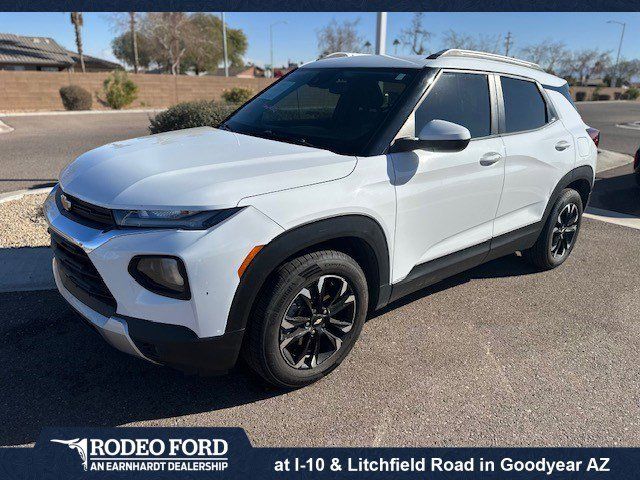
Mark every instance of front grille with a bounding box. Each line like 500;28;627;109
51;231;117;317
57;189;115;228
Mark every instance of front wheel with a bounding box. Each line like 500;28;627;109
243;250;368;388
522;188;583;270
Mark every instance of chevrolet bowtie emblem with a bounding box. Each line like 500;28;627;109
60;194;72;211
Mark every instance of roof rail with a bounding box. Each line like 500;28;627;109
427;49;544;71
322;52;368;59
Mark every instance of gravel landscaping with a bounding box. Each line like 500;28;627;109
0;194;49;248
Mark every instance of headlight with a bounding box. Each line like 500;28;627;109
112;207;242;230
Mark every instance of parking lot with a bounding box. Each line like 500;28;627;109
2;218;639;448
0;102;639;448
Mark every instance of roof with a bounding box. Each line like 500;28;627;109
0;33;74;66
304;50;566;87
65;49;121;69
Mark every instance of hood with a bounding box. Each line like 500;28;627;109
59;127;356;210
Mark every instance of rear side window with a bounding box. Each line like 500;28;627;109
501;76;548;133
416;72;491;138
544;83;578;112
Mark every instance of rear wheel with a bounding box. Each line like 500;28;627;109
244;250;368;388
523;188;583;270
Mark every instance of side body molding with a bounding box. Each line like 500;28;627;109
225;215;391;333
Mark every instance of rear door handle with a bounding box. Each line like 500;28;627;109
555;140;572;151
479;152;502;166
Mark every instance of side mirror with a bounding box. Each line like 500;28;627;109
392;119;471;153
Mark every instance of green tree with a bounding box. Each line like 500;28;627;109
182;13;248;75
112;30;153;70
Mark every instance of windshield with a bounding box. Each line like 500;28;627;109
222;67;417;155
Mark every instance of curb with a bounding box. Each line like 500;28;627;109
0;186;53;205
0;119;14;134
585;207;640;231
0;108;163;118
596;149;633;174
616;121;640;131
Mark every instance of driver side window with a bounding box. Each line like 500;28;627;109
415;72;492;139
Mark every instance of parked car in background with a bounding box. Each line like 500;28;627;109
45;49;597;388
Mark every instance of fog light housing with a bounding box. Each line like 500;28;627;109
129;256;190;300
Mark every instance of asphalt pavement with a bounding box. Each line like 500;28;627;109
1;218;639;448
577;101;640;156
0;103;639;449
0;112;151;193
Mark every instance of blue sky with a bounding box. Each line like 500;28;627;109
0;12;638;68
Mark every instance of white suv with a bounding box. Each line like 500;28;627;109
45;50;597;387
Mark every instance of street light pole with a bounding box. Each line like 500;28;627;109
269;20;287;78
221;12;229;77
607;20;626;87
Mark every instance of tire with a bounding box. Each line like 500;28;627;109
523;188;583;270
243;250;368;388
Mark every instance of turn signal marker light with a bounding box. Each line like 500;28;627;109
238;245;264;278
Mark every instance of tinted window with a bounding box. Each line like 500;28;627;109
223;68;416;155
415;72;491;138
544;83;578;112
501;77;548;133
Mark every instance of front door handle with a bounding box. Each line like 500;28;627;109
480;152;502;166
555;140;572;151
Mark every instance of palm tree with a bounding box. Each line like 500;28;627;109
70;12;85;73
393;38;400;55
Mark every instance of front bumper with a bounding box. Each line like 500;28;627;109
45;185;284;370
54;257;244;372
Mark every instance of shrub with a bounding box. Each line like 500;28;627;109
623;87;640;100
597;94;611;101
221;87;254;105
575;91;587;102
590;87;601;101
103;71;138;109
59;85;92;110
149;100;236;134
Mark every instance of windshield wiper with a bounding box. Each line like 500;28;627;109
218;123;234;132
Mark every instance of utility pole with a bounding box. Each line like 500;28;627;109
504;32;512;56
269;20;287;78
376;12;387;55
607;20;626;87
221;12;229;77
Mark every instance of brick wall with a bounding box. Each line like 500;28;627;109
0;70;274;112
569;86;629;102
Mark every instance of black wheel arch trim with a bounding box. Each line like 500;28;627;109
225;214;391;333
542;164;594;221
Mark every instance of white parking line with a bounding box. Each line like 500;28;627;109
584;207;640;230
